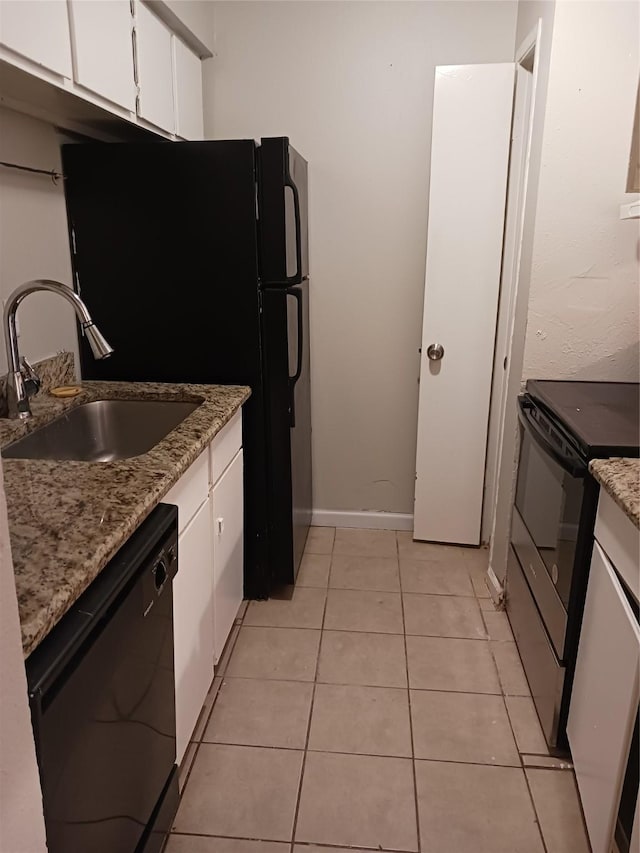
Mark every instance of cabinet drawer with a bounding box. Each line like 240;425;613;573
506;545;565;746
211;409;242;485
511;509;567;659
164;449;208;534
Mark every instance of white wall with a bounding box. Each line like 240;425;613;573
490;0;640;586
0;462;47;853
0;107;78;375
522;0;640;382
152;0;215;54
205;1;517;517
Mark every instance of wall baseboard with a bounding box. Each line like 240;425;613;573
311;510;414;531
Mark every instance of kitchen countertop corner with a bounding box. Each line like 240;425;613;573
589;457;640;530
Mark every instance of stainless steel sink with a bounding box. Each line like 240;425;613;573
2;399;200;462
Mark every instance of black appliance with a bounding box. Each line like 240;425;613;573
507;380;639;750
26;504;179;853
61;137;312;598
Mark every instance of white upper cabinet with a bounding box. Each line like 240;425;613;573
0;0;72;78
0;0;204;139
68;0;136;111
173;36;203;140
135;1;175;133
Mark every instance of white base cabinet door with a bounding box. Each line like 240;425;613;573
172;497;214;765
211;449;244;663
567;540;640;853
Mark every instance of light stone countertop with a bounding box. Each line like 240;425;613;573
589;457;640;530
1;377;250;656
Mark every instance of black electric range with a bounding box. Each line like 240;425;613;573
507;380;639;750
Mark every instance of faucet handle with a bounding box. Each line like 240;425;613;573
20;356;41;397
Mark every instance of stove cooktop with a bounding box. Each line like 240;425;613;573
526;380;640;458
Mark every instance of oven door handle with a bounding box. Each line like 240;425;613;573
518;397;587;478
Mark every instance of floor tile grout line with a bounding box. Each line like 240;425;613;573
478;602;551;853
190;737;560;768
238;623;508;638
214;671;518;695
396;529;422;853
174;597;250;814
288;562;330;853
170;828;416;852
175;739;202;809
522;764;552;853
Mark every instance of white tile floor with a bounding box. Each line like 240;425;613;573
167;528;591;853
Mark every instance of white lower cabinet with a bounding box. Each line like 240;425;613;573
164;409;244;765
212;449;244;663
172;496;214;765
568;538;640;853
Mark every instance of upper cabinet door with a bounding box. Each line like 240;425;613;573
135;2;175;133
173;37;203;140
0;0;72;78
68;0;136;111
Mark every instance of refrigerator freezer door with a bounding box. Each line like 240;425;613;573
262;282;312;584
258;137;309;286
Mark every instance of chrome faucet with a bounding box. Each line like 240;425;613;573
3;279;113;419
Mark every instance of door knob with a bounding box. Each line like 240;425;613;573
427;343;444;361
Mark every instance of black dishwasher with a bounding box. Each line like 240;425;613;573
26;503;179;853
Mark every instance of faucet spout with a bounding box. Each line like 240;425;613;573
3;279;113;419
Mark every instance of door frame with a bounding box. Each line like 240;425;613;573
483;22;544;597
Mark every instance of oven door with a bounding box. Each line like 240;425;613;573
513;396;588;656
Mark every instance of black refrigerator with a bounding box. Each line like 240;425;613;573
62;138;312;599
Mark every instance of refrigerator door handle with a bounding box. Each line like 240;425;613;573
287;286;303;427
284;170;302;285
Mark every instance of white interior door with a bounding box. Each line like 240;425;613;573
414;63;514;545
